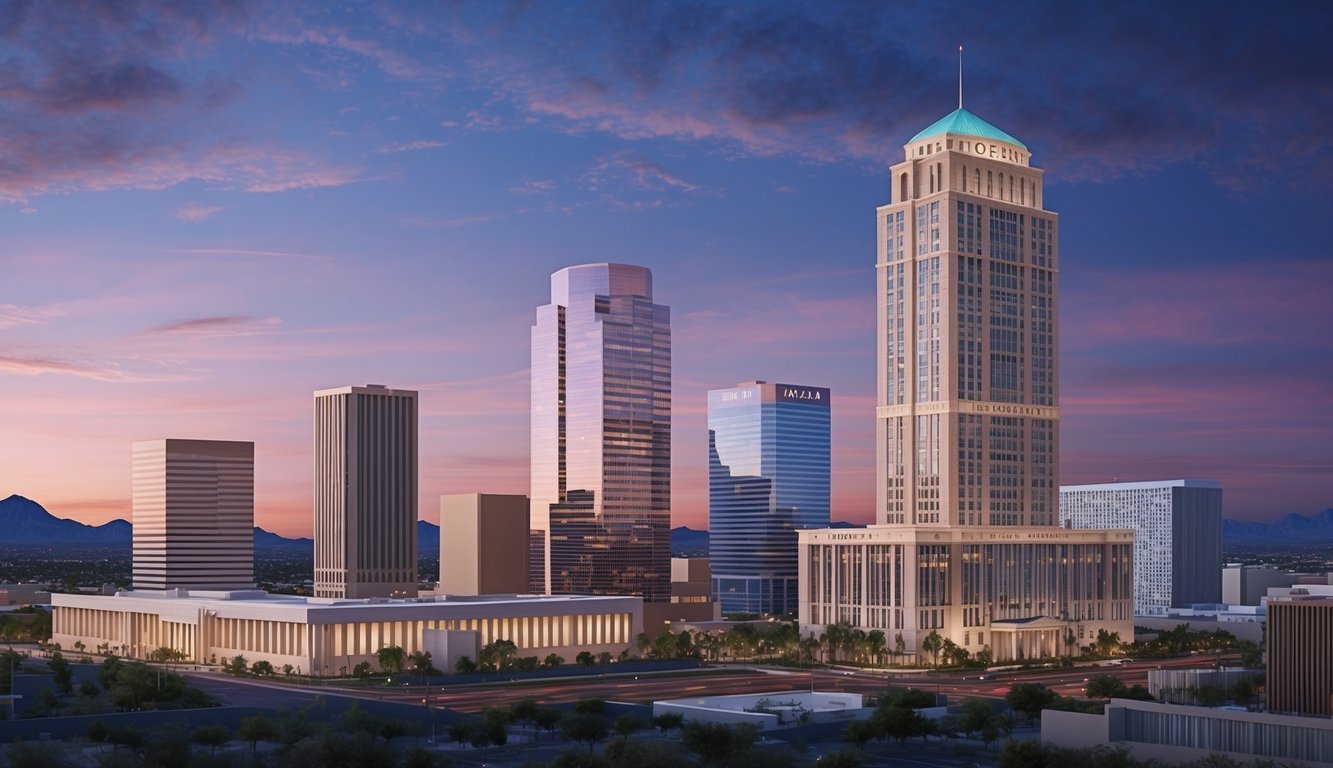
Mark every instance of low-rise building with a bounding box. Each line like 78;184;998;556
52;589;640;676
654;691;870;730
1044;698;1333;767
0;584;49;606
438;493;530;596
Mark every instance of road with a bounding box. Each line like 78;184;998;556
185;653;1226;714
236;653;1221;712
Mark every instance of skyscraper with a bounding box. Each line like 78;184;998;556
1061;479;1222;616
132;439;254;591
313;385;418;599
530;263;671;602
797;101;1134;662
709;381;830;616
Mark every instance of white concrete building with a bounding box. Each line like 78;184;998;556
314;385;418;599
654;691;870;730
1061;479;1222;616
132;439;254;591
52;590;641;676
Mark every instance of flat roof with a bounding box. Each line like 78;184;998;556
1061;479;1220;492
52;589;641;624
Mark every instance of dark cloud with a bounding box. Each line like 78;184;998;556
0;0;358;201
440;0;1333;187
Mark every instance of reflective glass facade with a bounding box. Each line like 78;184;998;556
709;382;830;616
531;264;671;602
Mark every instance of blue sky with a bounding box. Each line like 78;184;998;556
2;1;1330;534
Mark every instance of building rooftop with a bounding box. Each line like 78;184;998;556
910;107;1027;149
1061;479;1221;492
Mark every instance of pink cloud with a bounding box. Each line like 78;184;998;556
373;140;446;154
172;203;224;221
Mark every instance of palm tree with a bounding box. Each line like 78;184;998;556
921;630;944;668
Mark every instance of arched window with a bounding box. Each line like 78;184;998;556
899;173;908;202
998;173;1004;200
929;166;935;194
987;171;993;197
1009;176;1015;201
974;169;980;192
962;165;968;192
937;162;942;192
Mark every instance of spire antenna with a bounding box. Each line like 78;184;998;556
958;45;964;109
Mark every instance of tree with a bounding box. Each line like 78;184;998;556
574;697;606;715
1086;674;1128;699
844;718;876;750
238;713;276;753
377;717;415;745
893;632;907;664
999;738;1045;766
513;697;540;730
353;661;374;679
1006;682;1056;723
191;723;230;757
562;713;609;752
652;712;684;735
49;650;73;693
544;653;565;668
479;639;519;671
959;697;995;737
921;630;944;668
454;655;478;674
376;646;406;674
250;659;275;676
865;629;886;666
1094;629;1122;658
224;655;248;676
873;704;926;746
576;651;596;668
614;714;641;740
409;650;438;679
534;706;563;740
682;721;758;765
448;720;472;749
940;638;971;668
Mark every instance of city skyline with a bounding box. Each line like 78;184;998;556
2;2;1331;537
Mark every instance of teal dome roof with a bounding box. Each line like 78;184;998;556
910;107;1027;150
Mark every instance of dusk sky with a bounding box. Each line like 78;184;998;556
3;1;1330;537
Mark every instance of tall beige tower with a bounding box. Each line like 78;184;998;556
313;385;418;599
798;101;1134;663
438;493;530;595
132;439;254;591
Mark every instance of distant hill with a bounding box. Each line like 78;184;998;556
1224;508;1333;544
0;493;455;557
0;494;131;546
418;520;440;553
671;526;709;556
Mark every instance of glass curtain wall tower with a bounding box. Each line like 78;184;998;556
531;263;672;602
798;102;1134;662
709;381;830;616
